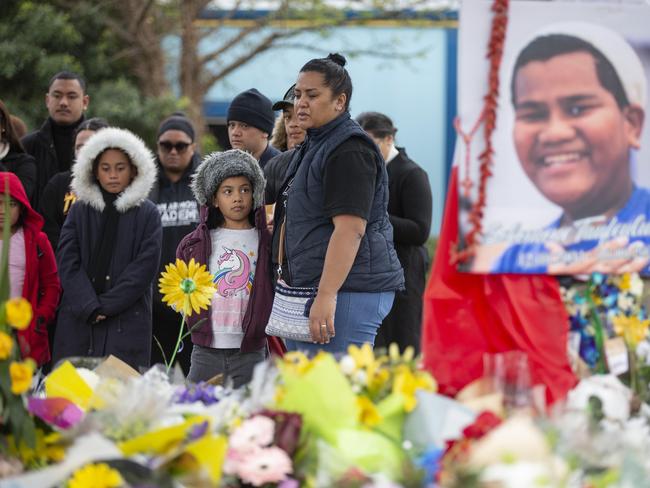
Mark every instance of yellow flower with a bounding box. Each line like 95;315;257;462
43;432;66;463
283;351;312;375
617;274;631;291
10;360;34;395
388;343;415;363
348;343;376;369
356;395;382;427
158;258;216;316
612;314;649;347
0;331;13;359
68;463;124;488
5;297;32;330
392;365;437;412
368;368;390;393
7;429;67;467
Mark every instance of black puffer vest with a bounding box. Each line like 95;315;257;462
284;112;404;292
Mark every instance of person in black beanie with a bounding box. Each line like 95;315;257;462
227;88;279;168
22;71;89;209
148;113;201;373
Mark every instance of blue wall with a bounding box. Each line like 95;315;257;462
171;25;453;234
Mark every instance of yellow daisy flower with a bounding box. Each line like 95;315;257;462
5;297;32;330
9;360;35;395
0;331;13;360
68;463;124;488
158;258;216;316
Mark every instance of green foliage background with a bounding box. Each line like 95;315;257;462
0;0;181;146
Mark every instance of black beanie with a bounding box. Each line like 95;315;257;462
227;89;275;136
157;115;195;142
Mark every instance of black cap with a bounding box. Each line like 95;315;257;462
227;88;275;135
157;114;195;142
272;84;296;111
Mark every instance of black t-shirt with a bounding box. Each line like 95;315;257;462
322;136;377;220
271;136;377;276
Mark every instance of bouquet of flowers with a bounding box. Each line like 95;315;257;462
561;273;650;403
0;337;438;486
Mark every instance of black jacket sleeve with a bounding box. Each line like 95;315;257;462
390;166;432;246
40;174;67;250
264;150;294;205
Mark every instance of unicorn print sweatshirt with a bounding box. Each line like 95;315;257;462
208;228;259;348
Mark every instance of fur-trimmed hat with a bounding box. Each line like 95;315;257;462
191;149;266;209
72;127;157;213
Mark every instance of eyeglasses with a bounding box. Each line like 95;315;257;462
158;141;191;153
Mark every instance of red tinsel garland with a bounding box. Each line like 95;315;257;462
451;0;510;265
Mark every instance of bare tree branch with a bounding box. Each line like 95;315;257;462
134;0;157;29
198;23;265;66
272;42;428;60
202;29;302;89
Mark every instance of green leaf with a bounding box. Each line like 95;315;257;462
0;359;10;393
0;187;11;303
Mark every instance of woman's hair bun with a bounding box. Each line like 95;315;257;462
327;53;346;67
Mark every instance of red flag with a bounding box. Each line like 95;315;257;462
422;167;576;404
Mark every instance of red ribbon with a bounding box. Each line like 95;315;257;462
452;0;509;265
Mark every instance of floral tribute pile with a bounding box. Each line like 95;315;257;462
0;344;441;487
4;258;650;488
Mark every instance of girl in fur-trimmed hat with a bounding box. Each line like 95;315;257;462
53;127;162;370
177;149;275;387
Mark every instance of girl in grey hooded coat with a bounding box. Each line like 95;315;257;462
53;127;162;370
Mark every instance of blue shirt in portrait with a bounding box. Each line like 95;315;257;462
492;187;650;274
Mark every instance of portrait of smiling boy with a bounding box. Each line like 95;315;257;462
491;22;649;274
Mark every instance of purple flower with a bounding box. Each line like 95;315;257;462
187;421;209;441
278;479;300;488
174;382;220;405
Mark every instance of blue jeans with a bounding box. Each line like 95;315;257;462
187;345;265;388
285;291;395;355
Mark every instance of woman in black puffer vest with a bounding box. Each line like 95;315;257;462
272;53;404;354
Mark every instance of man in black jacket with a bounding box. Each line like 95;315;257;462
357;112;433;354
149;114;201;373
22;71;89;209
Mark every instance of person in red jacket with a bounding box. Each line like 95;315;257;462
0;172;61;366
